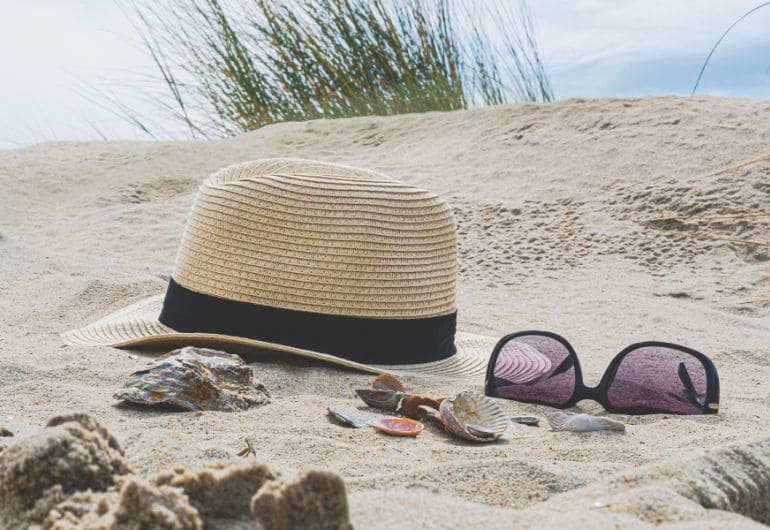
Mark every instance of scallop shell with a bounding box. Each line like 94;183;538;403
371;374;406;392
547;412;625;433
438;391;508;442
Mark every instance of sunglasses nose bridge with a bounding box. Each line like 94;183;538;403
582;385;602;401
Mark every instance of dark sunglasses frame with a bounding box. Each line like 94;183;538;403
484;330;720;415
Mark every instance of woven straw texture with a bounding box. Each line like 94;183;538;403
177;158;457;318
63;159;493;378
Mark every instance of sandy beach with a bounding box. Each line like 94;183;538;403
1;96;768;528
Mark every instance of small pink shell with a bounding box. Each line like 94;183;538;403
373;417;424;437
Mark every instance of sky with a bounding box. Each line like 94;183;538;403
1;0;769;149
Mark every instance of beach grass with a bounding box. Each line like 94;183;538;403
692;1;770;95
121;0;553;137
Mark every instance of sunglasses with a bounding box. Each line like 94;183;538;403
484;331;720;415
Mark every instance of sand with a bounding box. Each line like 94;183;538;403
0;96;768;528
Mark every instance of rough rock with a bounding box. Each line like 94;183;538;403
42;477;203;530
0;413;131;527
251;470;353;530
154;460;277;519
114;347;270;411
0;412;353;530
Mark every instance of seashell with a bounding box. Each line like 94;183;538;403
327;406;424;437
356;385;442;419
465;424;497;439
547;412;625;433
398;395;442;419
433;391;508;443
371;374;406;392
327;406;374;428
507;415;540;427
373;417;424;437
114;347;270;412
355;389;403;412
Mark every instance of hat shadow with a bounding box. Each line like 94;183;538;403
123;343;369;375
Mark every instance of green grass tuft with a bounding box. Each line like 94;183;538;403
120;0;553;137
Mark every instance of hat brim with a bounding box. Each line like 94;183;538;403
62;295;496;379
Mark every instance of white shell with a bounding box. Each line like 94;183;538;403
439;392;508;442
327;406;373;428
547;412;625;433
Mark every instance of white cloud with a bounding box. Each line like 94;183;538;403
0;0;768;147
529;0;770;97
532;0;770;69
0;0;153;147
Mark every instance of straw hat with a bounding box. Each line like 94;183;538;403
63;159;496;378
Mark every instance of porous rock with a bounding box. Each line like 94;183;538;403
42;477;203;530
251;470;353;530
0;413;132;526
154;460;277;519
0;412;354;530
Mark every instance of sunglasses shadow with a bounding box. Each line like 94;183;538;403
563;400;723;427
121;343;369;375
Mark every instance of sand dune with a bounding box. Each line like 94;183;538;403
1;96;768;528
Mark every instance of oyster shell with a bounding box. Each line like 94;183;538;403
547;412;625;433
114;347;270;412
422;391;508;442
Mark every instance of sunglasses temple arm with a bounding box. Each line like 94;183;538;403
549;354;575;378
677;362;703;408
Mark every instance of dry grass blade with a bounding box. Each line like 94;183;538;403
650;229;770;248
237;438;256;458
642;212;770;224
635;153;770;226
740;297;770;304
707;152;770;177
704;236;768;247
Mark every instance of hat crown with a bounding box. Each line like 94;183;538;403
172;159;457;319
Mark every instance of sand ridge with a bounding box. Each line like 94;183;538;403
0;96;768;528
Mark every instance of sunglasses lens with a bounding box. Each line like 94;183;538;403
490;335;576;406
606;346;709;414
